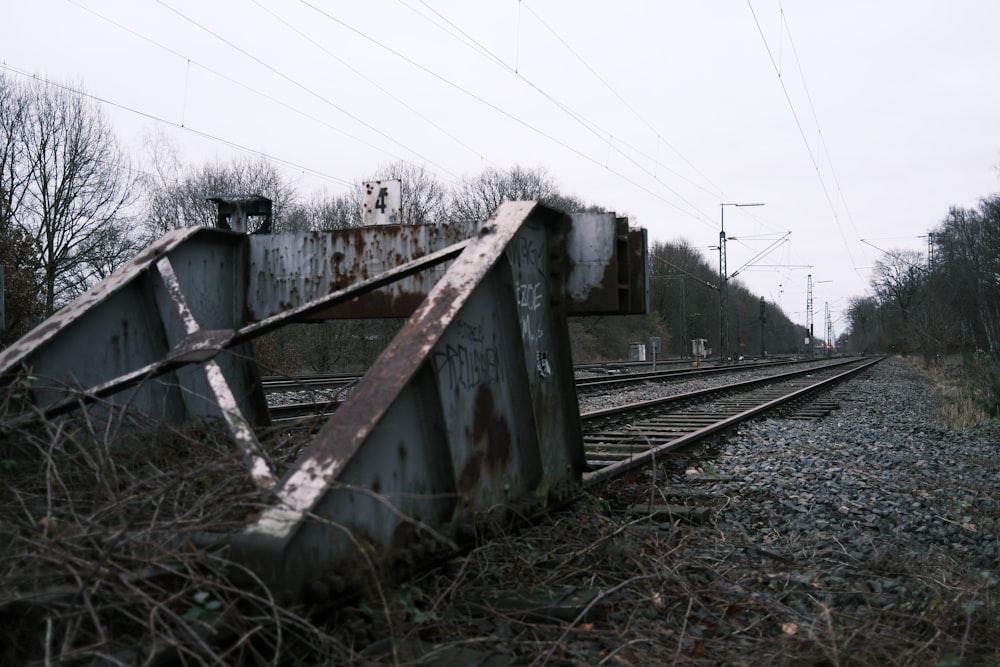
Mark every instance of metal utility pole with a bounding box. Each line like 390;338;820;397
806;274;814;357
825;301;833;356
719;202;764;362
678;278;687;356
759;295;766;358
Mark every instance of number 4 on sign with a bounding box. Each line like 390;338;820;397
362;179;401;225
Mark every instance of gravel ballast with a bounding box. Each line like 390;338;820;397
374;357;1000;666
608;356;1000;664
267;357;1000;664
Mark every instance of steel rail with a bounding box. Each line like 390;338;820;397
580;357;865;427
261;373;361;393
264;358;862;423
582;357;882;486
261;357;838;401
8;357;882;666
575;357;802;390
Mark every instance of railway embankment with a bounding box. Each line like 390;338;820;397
353;356;1000;665
3;357;997;664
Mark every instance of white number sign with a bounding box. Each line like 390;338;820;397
362;180;402;225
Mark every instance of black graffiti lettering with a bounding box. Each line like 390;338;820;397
433;342;504;390
509;236;542;270
455;318;485;343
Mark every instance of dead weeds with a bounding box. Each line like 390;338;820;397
1;392;998;665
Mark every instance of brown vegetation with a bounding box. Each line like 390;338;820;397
2;387;997;665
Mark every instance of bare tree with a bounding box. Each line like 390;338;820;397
0;75;32;229
4;77;140;312
61;223;147;297
281;189;364;231
0;76;45;339
449;165;591;229
0;211;44;344
141;131;299;235
365;161;449;225
871;249;926;317
141;126;186;236
931;198;1000;354
867;249;928;353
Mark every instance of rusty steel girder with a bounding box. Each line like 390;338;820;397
234;202;598;599
0;201;648;601
244;212;646;320
0;227;271;429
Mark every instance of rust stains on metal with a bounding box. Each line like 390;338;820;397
312;280;467;458
242;214;645;323
474;384;512;475
246;225;467;321
311;288;428;320
164;329;235;364
458;384;513;494
0;226;207;375
2;199;648;602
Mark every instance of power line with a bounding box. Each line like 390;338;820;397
154;0;463;181
66;0;412;169
402;0;720;226
746;0;858;271
0;62;356;188
54;0;721;228
300;0;714;224
519;1;726;200
250;0;492;173
778;4;860;241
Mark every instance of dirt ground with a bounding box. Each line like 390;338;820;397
1;407;997;665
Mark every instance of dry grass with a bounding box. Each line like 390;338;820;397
907;355;1000;432
0;391;357;665
1;377;998;665
338;472;1000;666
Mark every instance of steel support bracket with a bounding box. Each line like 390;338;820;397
231;202;590;600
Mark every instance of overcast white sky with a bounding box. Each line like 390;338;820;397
6;1;1000;334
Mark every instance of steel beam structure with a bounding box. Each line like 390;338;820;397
0;202;648;601
244;212;645;320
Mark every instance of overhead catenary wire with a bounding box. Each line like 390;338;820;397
13;1;866;312
778;4;861;242
0;62;356;188
20;0;713;227
155;0;464;182
746;0;859;272
250;0;494;173
66;0;414;172
429;0;807;281
303;0;718;227
518;0;726;200
401;0;722;226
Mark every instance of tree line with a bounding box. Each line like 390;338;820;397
645;240;806;360
845;193;1000;363
1;72;804;372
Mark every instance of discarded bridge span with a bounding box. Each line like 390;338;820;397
0;201;648;601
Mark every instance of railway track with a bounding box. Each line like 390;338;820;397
580;356;881;485
260;357;809;394
267;357;879;495
257;356;881;608
573;357;801;391
260;372;362;393
263;356;844;422
6;356;883;664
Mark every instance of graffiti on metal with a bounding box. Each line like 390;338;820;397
0;200;648;602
